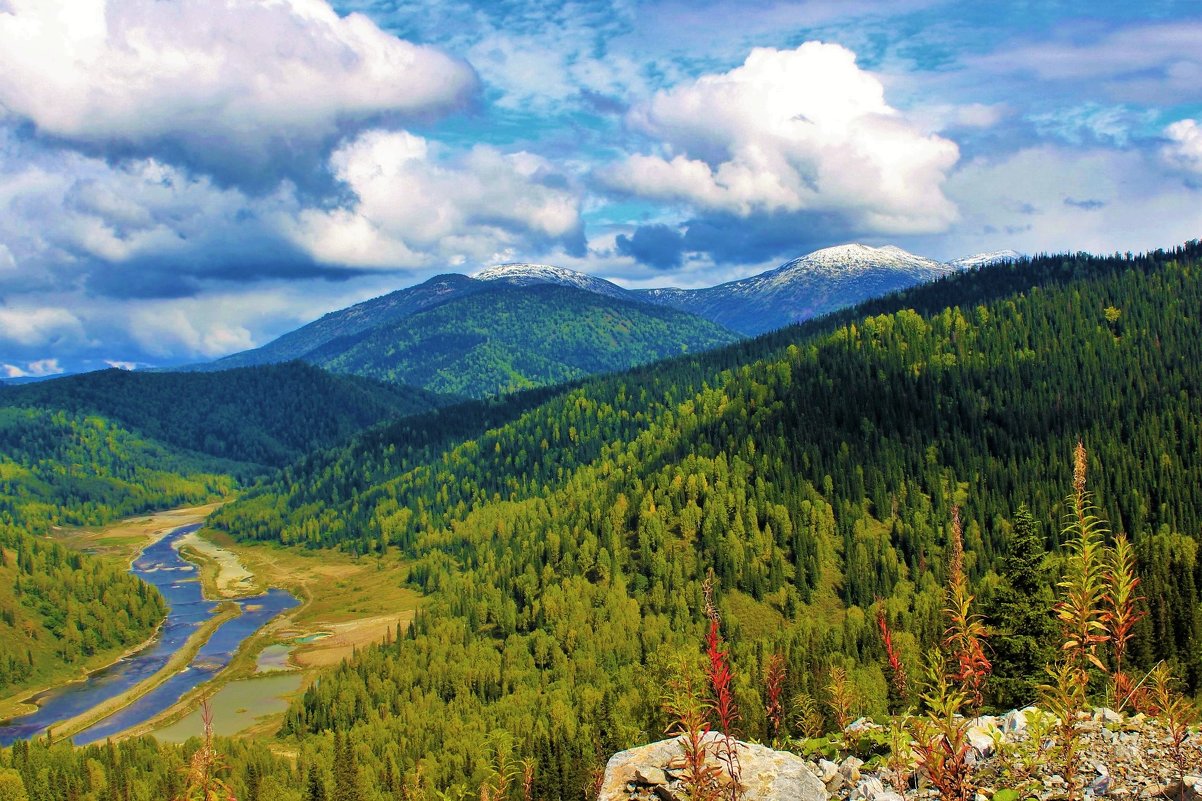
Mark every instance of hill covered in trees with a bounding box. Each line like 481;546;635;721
303;284;740;398
0;362;450;470
192;242;1202;797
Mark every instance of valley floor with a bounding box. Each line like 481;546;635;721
3;504;422;745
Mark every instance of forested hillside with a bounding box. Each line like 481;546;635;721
305;284;740;398
0;409;209;698
0;362;449;469
192;243;1202;797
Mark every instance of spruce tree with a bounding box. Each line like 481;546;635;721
988;505;1058;710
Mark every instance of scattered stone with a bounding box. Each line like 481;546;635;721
599;705;1202;801
840;756;865;783
851;776;905;801
846;717;883;735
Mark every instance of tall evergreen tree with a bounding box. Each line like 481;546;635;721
988;505;1058;709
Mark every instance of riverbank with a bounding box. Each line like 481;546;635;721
48;602;240;743
0;504;223;723
126;529;423;741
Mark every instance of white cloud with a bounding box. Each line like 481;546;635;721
291;129;584;268
1163;119;1202;175
971;22;1202;104
605;42;960;234
936;145;1202;257
0;136;308;293
3;358;65;378
104;360;137;370
0;307;85;347
0;0;475;174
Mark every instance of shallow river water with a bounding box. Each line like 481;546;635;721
0;524;297;745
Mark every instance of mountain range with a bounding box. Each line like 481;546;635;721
191;244;1017;391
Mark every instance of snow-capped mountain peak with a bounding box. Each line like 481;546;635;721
768;243;947;283
473;263;630;299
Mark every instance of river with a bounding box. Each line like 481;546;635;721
0;524;297;745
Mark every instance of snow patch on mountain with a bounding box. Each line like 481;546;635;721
947;250;1022;269
473;263;630;299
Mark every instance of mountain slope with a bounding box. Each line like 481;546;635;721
306;284;740;397
195;274;487;371
635;243;962;334
211;241;1202;796
0;362;449;469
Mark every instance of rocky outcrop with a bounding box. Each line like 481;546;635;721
599;707;1201;801
597;731;826;801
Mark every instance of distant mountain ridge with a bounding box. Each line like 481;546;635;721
629;244;1018;334
190;243;1017;378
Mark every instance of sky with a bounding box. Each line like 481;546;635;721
1;0;1201;376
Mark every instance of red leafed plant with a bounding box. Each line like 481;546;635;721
1103;532;1145;711
942;507;991;713
178;699;237;801
876;600;909;710
703;572;743;801
764;652;787;745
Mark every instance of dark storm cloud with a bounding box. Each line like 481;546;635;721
615;224;685;270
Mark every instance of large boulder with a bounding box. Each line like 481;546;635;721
597;732;826;801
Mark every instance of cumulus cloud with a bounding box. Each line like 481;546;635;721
605;42;960;234
1163;119;1202;175
291;129;586;268
3;358;65;378
0;135;323;297
0;0;476;183
0;307;86;347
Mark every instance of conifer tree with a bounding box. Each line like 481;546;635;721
989;505;1057;709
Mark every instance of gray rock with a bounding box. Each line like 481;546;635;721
1000;706;1040;736
597;733;826;801
845;717;881;735
850;776;905;801
1090;774;1112;797
839;756;864;782
817;759;840;783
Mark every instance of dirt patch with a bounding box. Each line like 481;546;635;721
292;611;417;668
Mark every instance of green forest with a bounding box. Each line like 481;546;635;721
0;362;450;470
202;244;1198;796
2;243;1201;800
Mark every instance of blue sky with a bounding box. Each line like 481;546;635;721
1;0;1200;375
